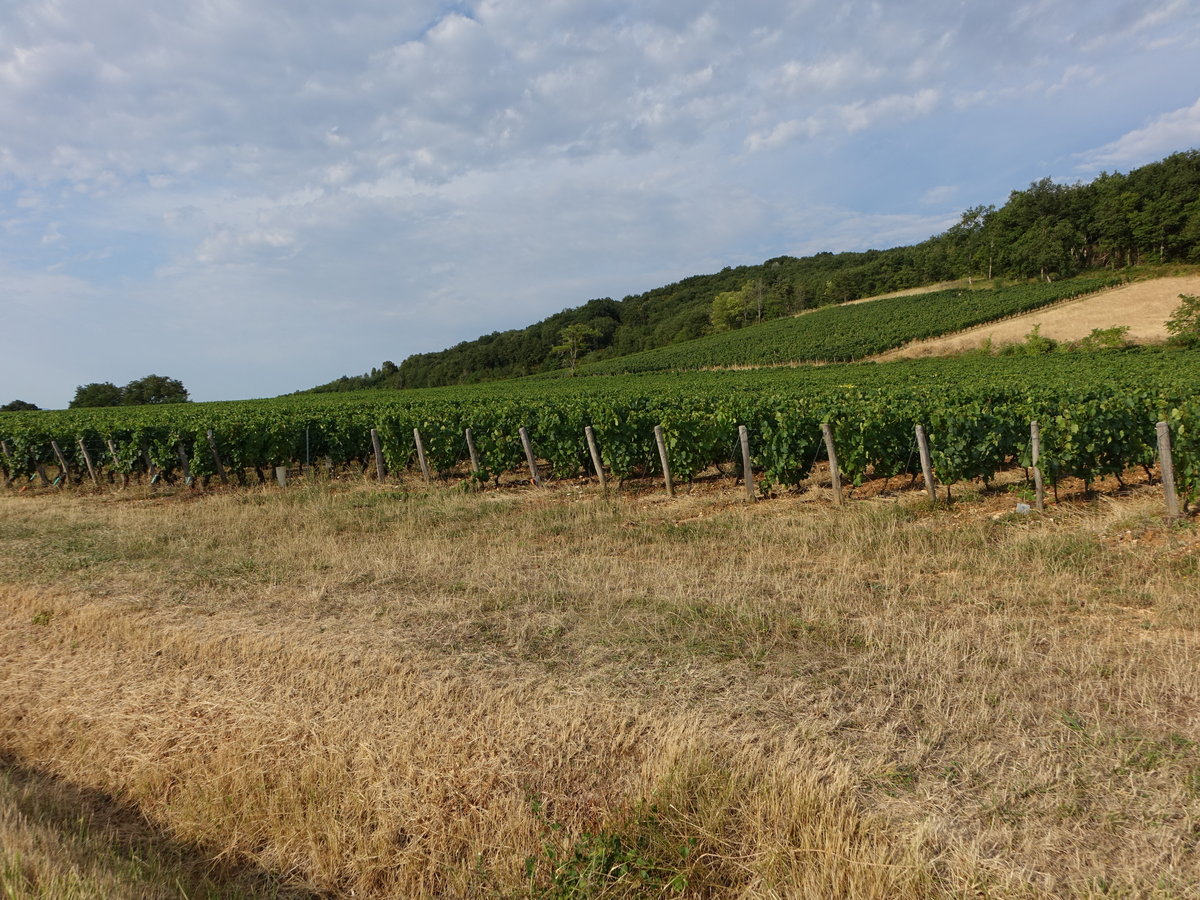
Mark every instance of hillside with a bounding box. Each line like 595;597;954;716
308;150;1200;392
878;273;1200;359
572;274;1123;375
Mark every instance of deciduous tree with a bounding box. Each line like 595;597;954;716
122;374;189;405
1166;294;1200;348
551;324;600;375
70;382;124;408
0;399;39;412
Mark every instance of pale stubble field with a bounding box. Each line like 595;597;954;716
0;476;1197;898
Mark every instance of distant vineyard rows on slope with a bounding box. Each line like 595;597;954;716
3;351;1198;501
577;275;1126;374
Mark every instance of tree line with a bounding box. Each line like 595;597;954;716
307;149;1200;393
69;374;189;408
4;374;190;413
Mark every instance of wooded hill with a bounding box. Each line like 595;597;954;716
310;150;1200;392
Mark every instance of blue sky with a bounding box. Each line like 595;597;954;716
2;0;1200;406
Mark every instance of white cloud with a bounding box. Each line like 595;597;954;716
1081;0;1197;51
837;88;940;133
1046;64;1099;95
772;51;883;96
1133;0;1189;32
744;118;822;153
745;88;940;152
1078;97;1200;169
921;185;958;206
0;0;1199;404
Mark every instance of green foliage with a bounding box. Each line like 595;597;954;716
1023;324;1058;354
552;324;601;375
70;376;189;409
1000;323;1058;356
524;799;691;899
708;284;751;332
3;350;1200;505
1166;294;1200;348
1074;325;1131;352
121;374;188;406
306;360;405;393
0;400;39;412
585;275;1120;373
70;382;124;409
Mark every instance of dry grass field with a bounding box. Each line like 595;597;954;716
878;275;1200;359
0;474;1197;898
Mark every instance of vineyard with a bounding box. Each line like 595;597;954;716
579;274;1126;374
2;350;1198;504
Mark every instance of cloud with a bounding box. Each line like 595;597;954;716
837;88;940;133
1;0;1199;405
744;88;939;152
1077;97;1200;169
1046;64;1100;95
921;185;958;206
744;118;822;153
771;51;883;97
1080;0;1197;51
195;227;298;265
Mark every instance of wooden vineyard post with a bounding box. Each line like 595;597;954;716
465;428;480;477
519;427;543;487
915;425;937;502
1030;421;1045;512
654;425;674;498
205;430;229;486
413;428;432;484
739;425;755;501
176;444;193;485
584;426;606;491
819;423;842;506
370;428;387;482
142;451;158;485
1156;421;1181;522
50;440;71;485
106;439;129;489
78;439;100;486
0;440;13;489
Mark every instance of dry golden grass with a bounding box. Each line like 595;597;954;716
0;476;1197;898
878;275;1200;359
0;753;315;898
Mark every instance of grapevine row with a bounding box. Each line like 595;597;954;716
3;352;1198;504
580;274;1126;374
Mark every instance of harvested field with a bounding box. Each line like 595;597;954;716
878;275;1200;359
0;475;1197;898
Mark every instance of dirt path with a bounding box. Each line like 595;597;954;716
876;275;1200;360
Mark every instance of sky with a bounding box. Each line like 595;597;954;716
3;0;1200;407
